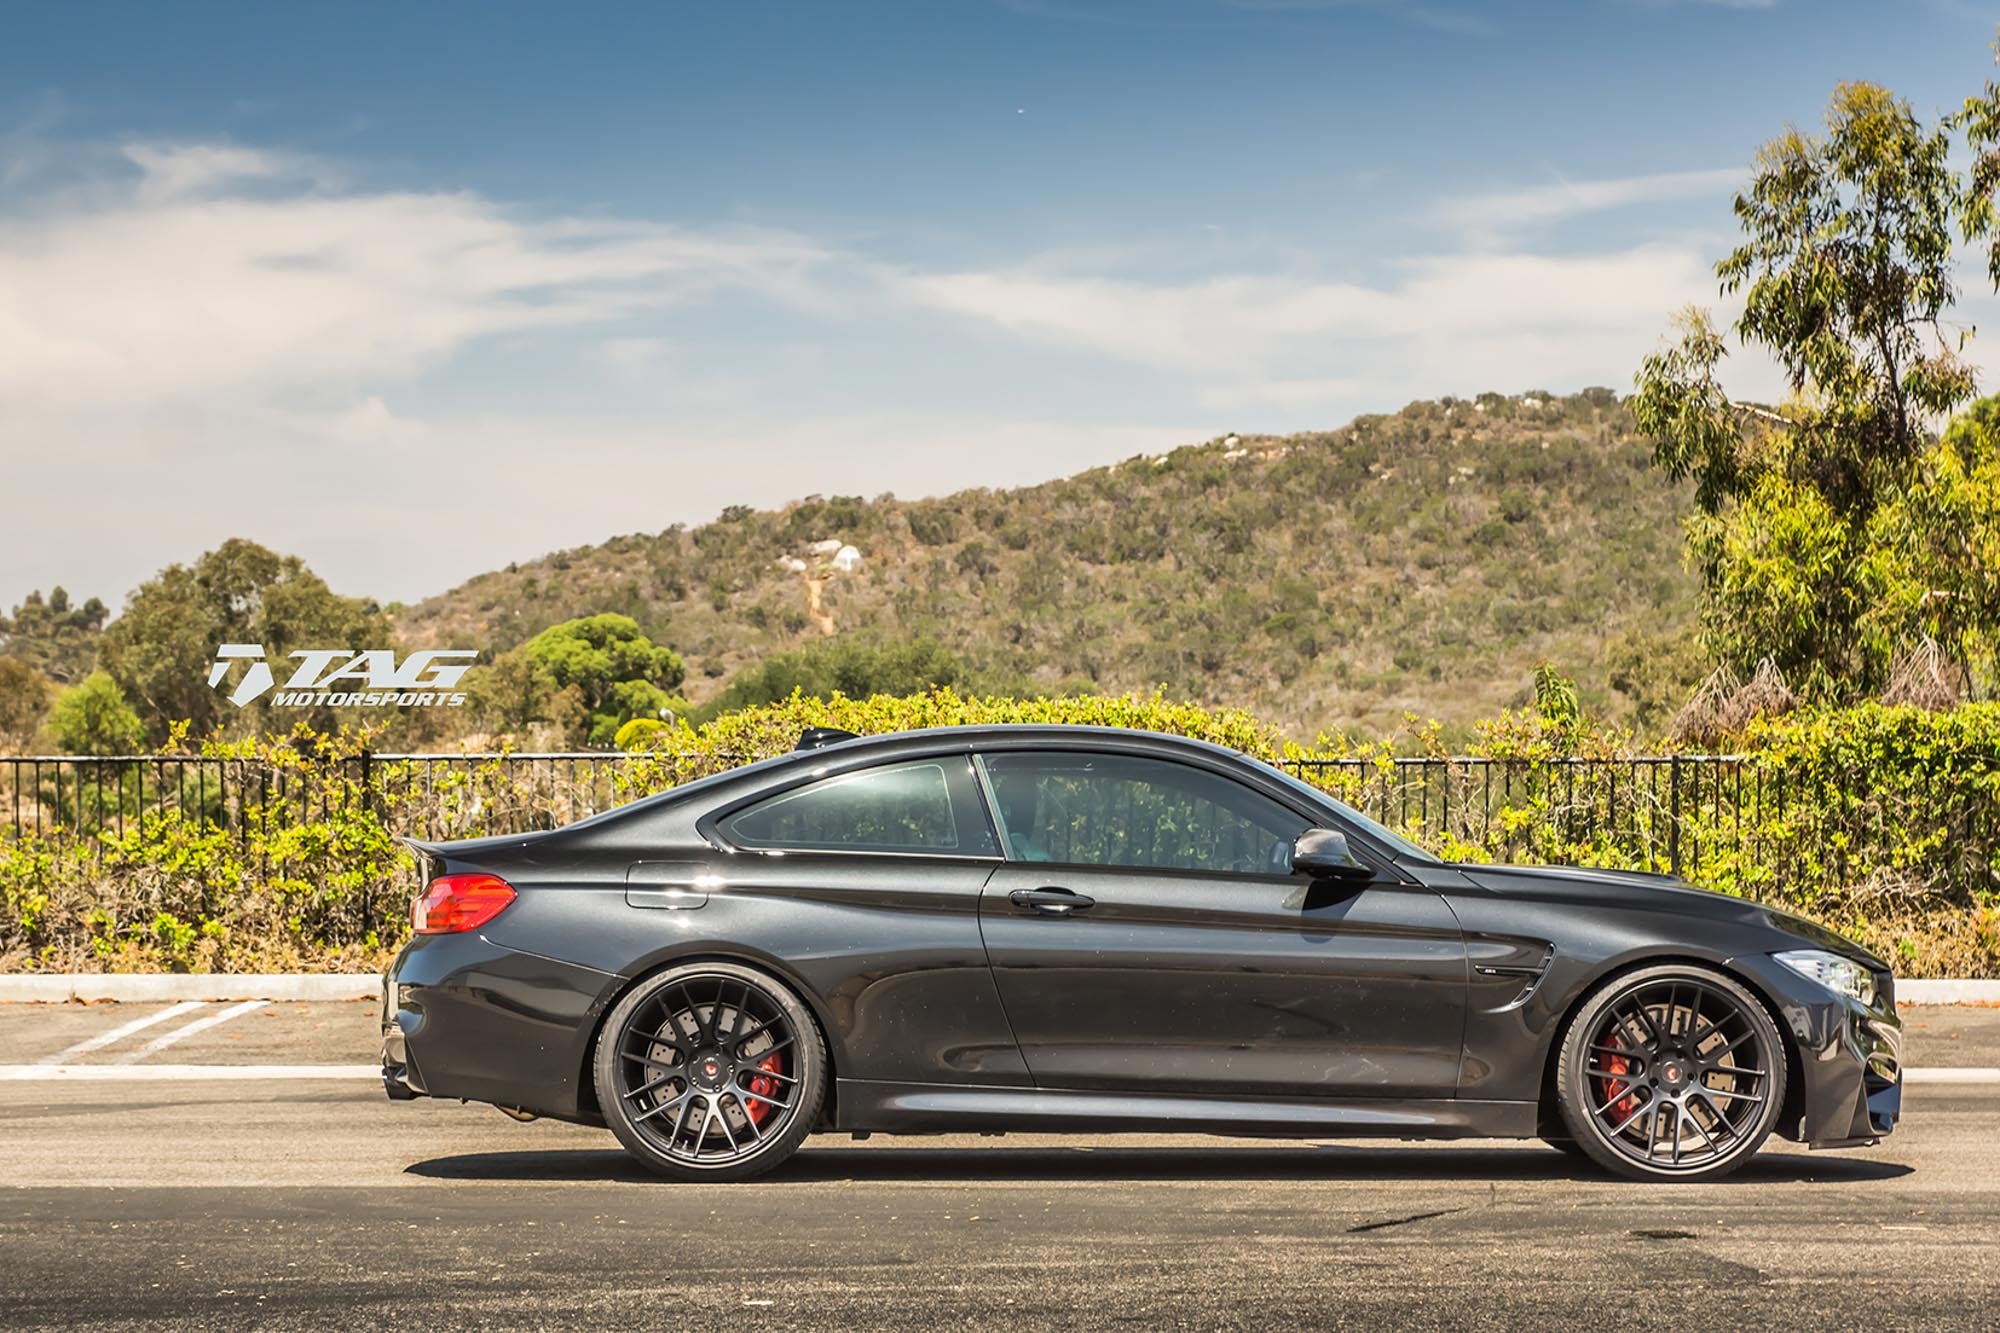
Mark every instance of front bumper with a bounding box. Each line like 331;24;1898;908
381;929;619;1120
1731;953;1901;1146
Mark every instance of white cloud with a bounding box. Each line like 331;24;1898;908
595;336;680;377
1437;167;1745;238
0;141;832;407
893;244;1728;389
121;142;316;201
0;135;1816;610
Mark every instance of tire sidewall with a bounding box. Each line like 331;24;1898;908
594;960;827;1182
1556;963;1787;1182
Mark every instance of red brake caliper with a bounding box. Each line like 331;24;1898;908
1598;1033;1636;1125
745;1051;785;1126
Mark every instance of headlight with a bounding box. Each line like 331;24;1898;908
1774;949;1877;1005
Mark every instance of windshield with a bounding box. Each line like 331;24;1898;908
1251;757;1444;864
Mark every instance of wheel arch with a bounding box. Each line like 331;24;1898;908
574;946;843;1128
1535;953;1805;1139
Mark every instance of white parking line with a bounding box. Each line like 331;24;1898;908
114;1000;268;1063
0;1064;379;1081
34;1001;209;1065
1904;1067;2000;1084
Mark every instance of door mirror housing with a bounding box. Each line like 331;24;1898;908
1291;827;1374;882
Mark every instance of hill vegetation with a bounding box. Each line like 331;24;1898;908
396;389;1704;739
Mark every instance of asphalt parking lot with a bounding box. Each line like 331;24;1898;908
0;1002;1996;1329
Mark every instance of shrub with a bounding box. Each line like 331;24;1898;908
45;672;145;756
2;695;1996;975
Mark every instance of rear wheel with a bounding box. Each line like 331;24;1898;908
595;961;827;1182
1555;964;1785;1181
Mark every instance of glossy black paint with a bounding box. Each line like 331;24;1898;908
980;861;1465;1098
383;725;1900;1148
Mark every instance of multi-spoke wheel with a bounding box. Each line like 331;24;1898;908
1555;964;1786;1181
595;962;826;1181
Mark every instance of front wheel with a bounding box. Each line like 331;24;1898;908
1554;964;1786;1181
595;962;827;1182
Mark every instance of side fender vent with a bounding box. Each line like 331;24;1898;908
1472;941;1556;1011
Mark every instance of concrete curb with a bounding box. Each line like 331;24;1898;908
1898;979;2000;1005
0;973;1997;1004
0;975;380;1002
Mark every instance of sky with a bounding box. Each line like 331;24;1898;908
3;0;1999;608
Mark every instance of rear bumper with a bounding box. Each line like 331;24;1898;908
1730;953;1901;1146
381;930;618;1119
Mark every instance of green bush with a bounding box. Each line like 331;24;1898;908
1;693;1995;975
45;672;145;756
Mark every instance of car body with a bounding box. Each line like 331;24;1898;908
383;724;1902;1181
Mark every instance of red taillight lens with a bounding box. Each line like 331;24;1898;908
412;873;516;934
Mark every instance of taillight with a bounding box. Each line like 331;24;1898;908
412;873;516;934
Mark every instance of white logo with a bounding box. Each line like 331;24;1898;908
205;644;477;708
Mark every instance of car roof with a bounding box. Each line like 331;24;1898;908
804;723;1255;760
564;725;1261;832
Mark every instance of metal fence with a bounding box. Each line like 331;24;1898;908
0;749;1773;877
1286;755;1757;874
0;752;673;847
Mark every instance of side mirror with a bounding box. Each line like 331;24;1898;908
1291;827;1374;882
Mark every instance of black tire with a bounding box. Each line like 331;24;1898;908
595;961;827;1182
1540;1136;1591;1160
1554;963;1786;1182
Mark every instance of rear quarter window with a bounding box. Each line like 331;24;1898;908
719;758;994;855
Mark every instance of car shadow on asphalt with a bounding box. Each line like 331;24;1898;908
406;1144;1913;1185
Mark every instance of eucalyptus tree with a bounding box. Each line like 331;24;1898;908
1635;71;2000;699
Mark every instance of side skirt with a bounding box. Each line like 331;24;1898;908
833;1079;1540;1139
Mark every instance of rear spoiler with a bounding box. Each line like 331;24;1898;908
401;837;447;880
398;831;548;875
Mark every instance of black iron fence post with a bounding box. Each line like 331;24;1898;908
1668;755;1683;876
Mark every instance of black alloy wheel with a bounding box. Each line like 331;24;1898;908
596;961;827;1181
1555;963;1786;1181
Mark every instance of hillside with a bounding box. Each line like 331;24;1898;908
396;390;1704;738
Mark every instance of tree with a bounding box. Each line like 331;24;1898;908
1860;396;2000;690
1634;73;2000;697
466;647;563;736
44;671;146;756
0;658;55;747
472;614;685;746
699;635;969;721
96;539;392;741
0;586;109;684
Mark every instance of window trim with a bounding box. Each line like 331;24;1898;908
971;749;1391;881
703;753;1001;861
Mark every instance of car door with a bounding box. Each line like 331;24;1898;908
700;753;1031;1088
975;749;1467;1100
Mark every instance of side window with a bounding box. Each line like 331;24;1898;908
979;751;1310;875
720;758;996;856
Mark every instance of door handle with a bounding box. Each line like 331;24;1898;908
1009;887;1095;916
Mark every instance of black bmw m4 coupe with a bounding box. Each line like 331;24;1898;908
383;725;1902;1182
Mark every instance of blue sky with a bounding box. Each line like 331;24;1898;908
3;0;1998;605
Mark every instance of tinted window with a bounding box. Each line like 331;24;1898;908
980;752;1310;874
722;759;990;854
